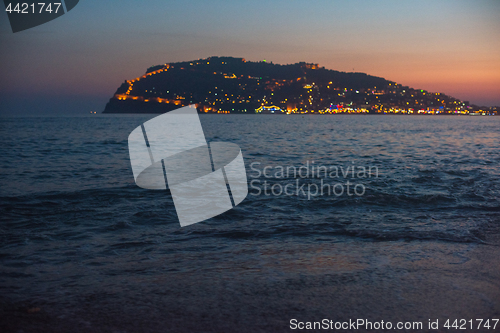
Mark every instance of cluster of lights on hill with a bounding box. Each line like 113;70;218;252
114;64;183;106
104;57;497;115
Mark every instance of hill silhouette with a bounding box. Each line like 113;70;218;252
104;56;489;115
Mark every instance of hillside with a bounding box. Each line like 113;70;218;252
103;56;488;115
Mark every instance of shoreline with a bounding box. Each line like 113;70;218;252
2;235;498;333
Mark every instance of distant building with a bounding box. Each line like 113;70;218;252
286;102;297;113
256;105;284;114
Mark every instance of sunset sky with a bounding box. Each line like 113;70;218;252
1;0;499;114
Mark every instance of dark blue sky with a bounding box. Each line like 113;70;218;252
1;0;499;114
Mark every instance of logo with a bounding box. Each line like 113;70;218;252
128;105;248;227
3;0;79;33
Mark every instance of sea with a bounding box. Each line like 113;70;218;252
1;114;499;332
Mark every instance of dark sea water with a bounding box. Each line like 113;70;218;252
1;115;499;332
